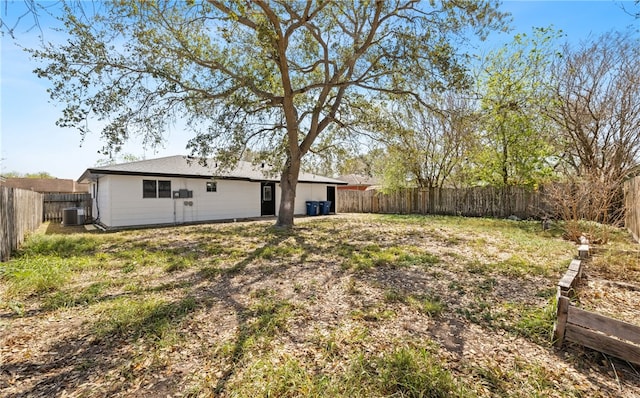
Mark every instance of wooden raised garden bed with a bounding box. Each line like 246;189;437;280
553;243;640;365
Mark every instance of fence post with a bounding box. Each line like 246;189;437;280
553;294;570;348
578;245;590;259
0;187;42;261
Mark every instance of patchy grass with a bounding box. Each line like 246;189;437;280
243;288;294;341
1;255;73;297
384;288;446;318
42;282;110;310
469;356;570;397
16;233;102;257
224;342;466;398
501;299;558;345
0;215;637;398
589;249;640;285
92;296;197;343
355;344;469;397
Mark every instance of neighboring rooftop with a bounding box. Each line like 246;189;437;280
337;174;379;186
1;178;90;193
79;155;347;185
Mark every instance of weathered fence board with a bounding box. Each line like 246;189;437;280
558;270;579;296
557;258;583;298
564;316;640;365
568;305;640;345
338;186;545;219
0;187;43;261
568;259;583;278
554;292;570;348
554;244;640;365
624;176;640;244
43;193;92;222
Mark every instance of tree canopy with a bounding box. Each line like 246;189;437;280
471;27;561;188
368;92;476;191
1;171;56;179
549;31;640;182
29;0;507;227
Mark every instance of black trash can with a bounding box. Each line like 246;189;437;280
306;201;319;216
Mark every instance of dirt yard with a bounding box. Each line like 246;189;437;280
1;214;639;397
575;247;640;327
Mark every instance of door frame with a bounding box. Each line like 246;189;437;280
260;182;276;216
326;186;336;213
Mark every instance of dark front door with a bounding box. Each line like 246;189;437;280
327;186;336;213
261;182;276;216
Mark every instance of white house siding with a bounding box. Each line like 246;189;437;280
293;183;332;214
97;175;262;228
93;175;337;228
93;177;113;227
103;175;172;227
188;178;260;221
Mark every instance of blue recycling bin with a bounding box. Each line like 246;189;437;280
319;201;332;215
318;201;327;215
305;201;319;216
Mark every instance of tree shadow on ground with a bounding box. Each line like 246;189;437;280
3;220;638;397
0;295;199;397
0;231;295;397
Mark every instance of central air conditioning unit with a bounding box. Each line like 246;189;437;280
62;207;85;226
173;189;193;198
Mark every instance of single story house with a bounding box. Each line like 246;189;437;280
78;155;346;228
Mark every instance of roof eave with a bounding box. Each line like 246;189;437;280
78;168;348;185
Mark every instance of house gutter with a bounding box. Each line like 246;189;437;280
79;169;348;185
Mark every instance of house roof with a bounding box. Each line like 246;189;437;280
337;174;379;186
1;178;90;193
78;155;347;185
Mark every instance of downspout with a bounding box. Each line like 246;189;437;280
94;178;101;224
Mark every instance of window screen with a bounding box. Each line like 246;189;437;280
143;180;157;198
158;180;172;198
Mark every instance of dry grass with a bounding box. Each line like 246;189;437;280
574;242;640;328
1;214;638;397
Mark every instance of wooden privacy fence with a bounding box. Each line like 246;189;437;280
43;193;92;222
553;244;640;365
0;187;43;261
624;176;640;243
338;186;545;219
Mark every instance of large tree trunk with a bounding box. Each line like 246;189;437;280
276;157;301;228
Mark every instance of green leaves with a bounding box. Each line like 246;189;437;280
30;0;507;157
29;0;507;226
471;27;563;188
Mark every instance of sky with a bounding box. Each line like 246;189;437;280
1;1;638;180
